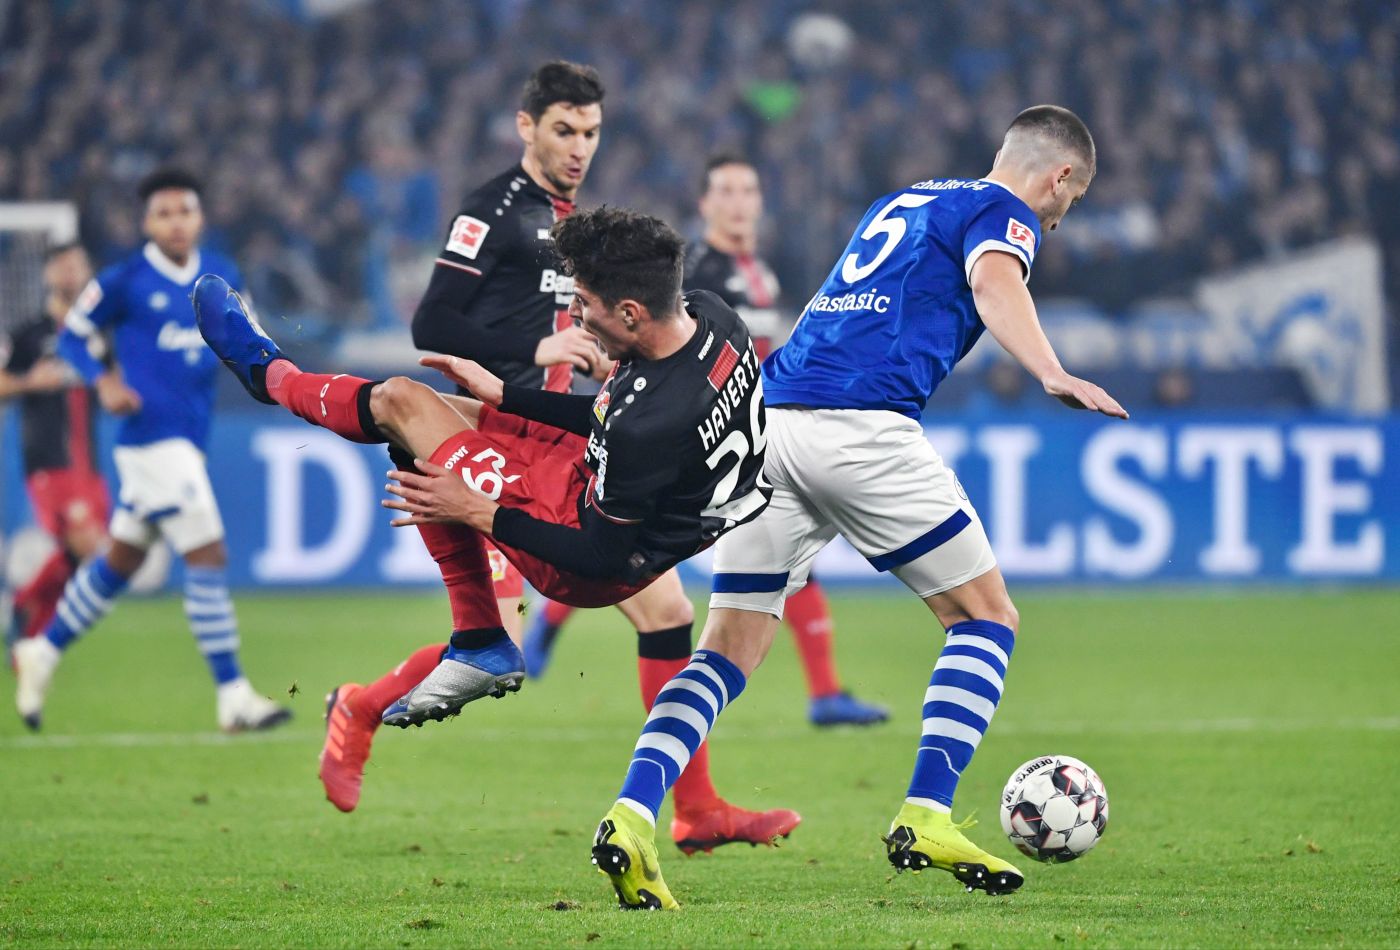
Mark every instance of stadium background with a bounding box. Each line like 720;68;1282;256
2;2;1399;947
2;0;1396;588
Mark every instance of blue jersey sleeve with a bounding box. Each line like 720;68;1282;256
57;266;126;383
961;196;1042;285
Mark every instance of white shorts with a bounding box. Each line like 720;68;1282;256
109;438;225;554
711;407;996;617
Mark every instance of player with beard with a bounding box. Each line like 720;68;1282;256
525;154;889;728
1;244;109;652
310;82;801;850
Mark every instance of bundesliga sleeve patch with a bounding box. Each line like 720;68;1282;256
446;215;490;260
1006;218;1036;258
706;341;740;391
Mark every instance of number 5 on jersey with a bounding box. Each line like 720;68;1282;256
840;193;939;283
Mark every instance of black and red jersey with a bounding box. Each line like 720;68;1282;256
412;164;579;393
684;241;789;360
3;314;97;476
493;290;771;585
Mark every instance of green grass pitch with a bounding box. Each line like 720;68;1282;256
3;588;1398;948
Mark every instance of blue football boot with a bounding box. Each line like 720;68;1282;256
809;691;890;727
381;636;525;728
190;273;281;404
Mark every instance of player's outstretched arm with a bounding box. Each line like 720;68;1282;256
970;252;1128;419
420;354;595;435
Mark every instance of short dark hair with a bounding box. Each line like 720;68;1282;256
700;152;755;197
521;61;605;121
1007;105;1096;177
552;207;684;319
138;167;203;204
44;240;85;260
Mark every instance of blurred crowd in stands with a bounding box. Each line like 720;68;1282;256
2;0;1397;333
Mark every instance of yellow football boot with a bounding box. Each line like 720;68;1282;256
884;802;1024;895
591;804;680;910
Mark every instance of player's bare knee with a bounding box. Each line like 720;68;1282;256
368;375;423;429
990;599;1020;635
653;592;695;630
103;540;147;578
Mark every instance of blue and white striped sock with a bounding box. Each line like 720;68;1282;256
616;649;747;825
184;566;243;686
906;619;1016;811
43;556;129;650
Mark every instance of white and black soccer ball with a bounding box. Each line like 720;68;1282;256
1000;755;1108;863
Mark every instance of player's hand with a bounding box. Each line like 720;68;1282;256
23;358;71;393
384;459;499;532
535;325;601;373
1042;371;1129;419
420;355;504;407
96;371;142;415
589;349;615;381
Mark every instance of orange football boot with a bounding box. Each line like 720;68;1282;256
318;683;376;812
671;798;802;855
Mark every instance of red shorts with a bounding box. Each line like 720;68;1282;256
26;468;110;539
428;406;648;609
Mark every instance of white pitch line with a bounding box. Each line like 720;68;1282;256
1;716;1397;752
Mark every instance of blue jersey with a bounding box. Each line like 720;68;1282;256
59;243;242;449
762;178;1041;418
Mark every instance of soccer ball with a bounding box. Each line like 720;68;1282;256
1000;755;1108;862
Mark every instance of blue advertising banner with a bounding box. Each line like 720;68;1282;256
3;411;1397;589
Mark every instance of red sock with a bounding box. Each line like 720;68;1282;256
417;522;504;631
356;643;446;718
785;580;841;698
15;550;73;638
265;360;381;444
637;626;719;809
543;600;574;627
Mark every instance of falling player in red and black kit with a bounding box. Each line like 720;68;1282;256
526;155;890;727
1;244;110;651
195;206;799;854
311;64;791;851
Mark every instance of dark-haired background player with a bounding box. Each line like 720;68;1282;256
11;169;290;734
409;60;612;642
1;244;109;651
525;154;890;728
591;106;1126;910
228;204;800;853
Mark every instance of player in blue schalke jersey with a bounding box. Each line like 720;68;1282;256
590;106;1128;909
12;169;290;734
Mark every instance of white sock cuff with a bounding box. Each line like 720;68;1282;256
905;796;951;814
617;797;657;827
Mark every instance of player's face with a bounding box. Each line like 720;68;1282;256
43;248;92;303
570;281;634;360
143;189;204;262
699;163;763;240
519;102;603;198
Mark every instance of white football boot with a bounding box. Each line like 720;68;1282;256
216;677;293;733
14;636;62;731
